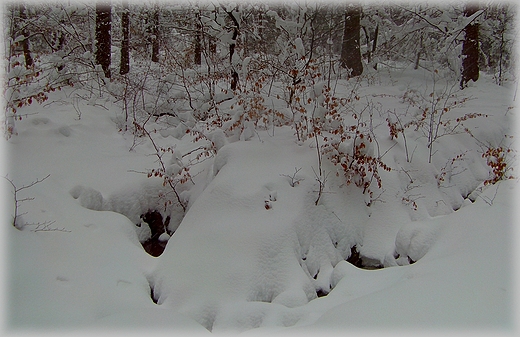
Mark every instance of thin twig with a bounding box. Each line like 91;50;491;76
280;167;304;187
4;174;51;229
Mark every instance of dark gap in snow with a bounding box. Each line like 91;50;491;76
149;280;159;304
346;245;383;270
346;245;363;268
316;289;329;298
362;264;384;270
150;286;159;304
140;210;171;257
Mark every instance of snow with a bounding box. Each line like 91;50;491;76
294;37;305;58
287;182;515;330
395;220;440;263
2;67;517;336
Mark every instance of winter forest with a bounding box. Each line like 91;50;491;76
2;0;518;334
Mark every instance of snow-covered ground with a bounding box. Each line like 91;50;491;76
2;67;517;335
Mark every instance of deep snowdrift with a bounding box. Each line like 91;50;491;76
3;70;516;334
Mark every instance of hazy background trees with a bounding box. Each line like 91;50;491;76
3;1;516;138
95;1;112;78
460;3;480;88
341;3;363;77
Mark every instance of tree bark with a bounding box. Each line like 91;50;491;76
95;1;112;78
194;13;202;66
18;3;33;69
460;3;479;89
414;34;423;70
224;6;240;90
151;5;160;63
340;4;363;78
120;0;130;75
372;24;379;70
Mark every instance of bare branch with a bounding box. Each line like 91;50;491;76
4;174;52;230
280;167;304;187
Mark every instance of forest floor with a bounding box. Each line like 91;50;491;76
2;66;518;335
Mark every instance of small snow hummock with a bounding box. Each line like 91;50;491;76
158;232;170;242
395;221;441;264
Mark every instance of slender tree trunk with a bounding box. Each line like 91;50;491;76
498;25;504;85
18;3;33;69
496;8;509;86
120;0;130;75
194;12;202;66
194;28;202;65
362;26;370;62
372;24;379;70
460;3;479;89
95;1;112;78
151;5;160;63
340;4;363;78
224;6;240;90
8;6;16;65
414;34;423;70
209;7;217;56
229;26;239;91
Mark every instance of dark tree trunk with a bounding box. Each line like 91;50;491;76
224;7;240;90
151;6;160;63
340;4;363;78
18;3;33;69
229;25;239;91
120;0;130;75
194;16;202;66
95;1;111;78
460;3;479;89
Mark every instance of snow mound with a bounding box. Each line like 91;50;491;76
70;184;105;211
158;232;170;242
70;179;184;236
151;134;366;330
6;64;514;333
395;220;441;263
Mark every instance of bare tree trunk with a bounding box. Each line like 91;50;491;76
372;24;378;70
18;2;33;69
120;0;130;75
414;34;423;70
194;12;202;66
340;3;363;78
223;6;240;90
95;1;112;78
151;4;160;63
460;3;479;89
